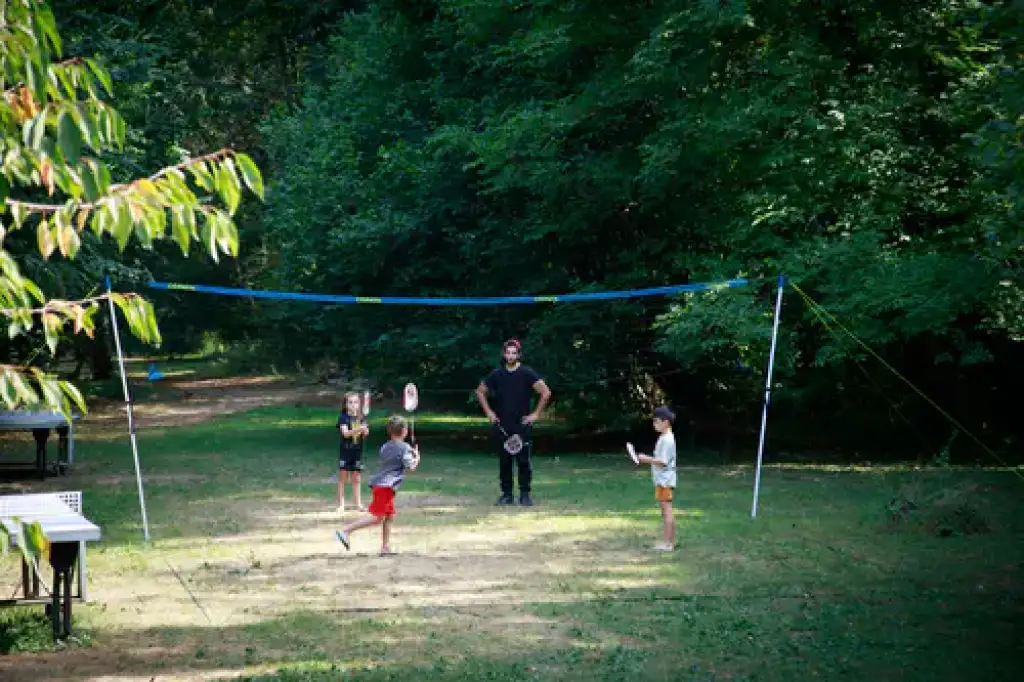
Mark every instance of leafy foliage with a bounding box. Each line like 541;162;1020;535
255;0;1022;447
0;0;263;417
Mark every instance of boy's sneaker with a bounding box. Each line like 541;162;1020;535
496;494;515;506
335;530;350;550
519;494;534;506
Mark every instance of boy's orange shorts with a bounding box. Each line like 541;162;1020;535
368;486;396;518
655;486;673;502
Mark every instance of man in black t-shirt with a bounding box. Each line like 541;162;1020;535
475;338;552;506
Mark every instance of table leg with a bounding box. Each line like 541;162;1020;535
21;558;31;598
50;568;60;639
48;542;80;640
62;567;73;638
31;428;50;479
56;425;70;474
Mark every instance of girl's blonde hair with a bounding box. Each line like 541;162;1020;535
343;392;362;414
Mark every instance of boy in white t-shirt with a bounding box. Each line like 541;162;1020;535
633;406;677;551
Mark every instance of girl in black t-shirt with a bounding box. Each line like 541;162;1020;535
336;392;369;512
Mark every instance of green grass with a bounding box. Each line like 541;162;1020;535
2;400;1022;681
0;609;53;655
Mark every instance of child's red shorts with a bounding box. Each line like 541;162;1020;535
368;486;396;518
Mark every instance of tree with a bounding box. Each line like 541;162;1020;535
1;0;263;566
1;0;263;416
258;0;1021;450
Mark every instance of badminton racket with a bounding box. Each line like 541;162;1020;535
496;422;525;455
403;382;419;445
360;390;371;457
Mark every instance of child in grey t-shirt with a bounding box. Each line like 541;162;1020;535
336;415;420;556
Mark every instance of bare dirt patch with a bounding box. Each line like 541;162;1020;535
81;376;342;435
93;473;208;486
0;484;664;681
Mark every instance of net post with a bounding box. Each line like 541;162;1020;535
106;276;151;541
751;275;785;519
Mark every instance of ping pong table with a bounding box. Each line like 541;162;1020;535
0;491;101;639
0;410;79;479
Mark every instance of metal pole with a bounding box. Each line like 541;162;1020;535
751;276;785;519
105;276;151;541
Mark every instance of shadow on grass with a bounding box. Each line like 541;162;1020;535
2;448;1023;682
0;578;1021;682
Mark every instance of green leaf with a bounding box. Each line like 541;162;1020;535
10;201;28;229
9;370;38;405
60;380;87;415
0;368;11;405
191;161;214;192
29;112;47;150
170;206;190;255
216;160;241;215
55;65;76;98
122;300;144;340
201;214;219;263
20;519;50;567
184;204;197;238
115;113;127;150
142;299;162;346
82;162;100;201
86;58;114;96
53;163;79;198
37;6;62;56
97;106;121;149
78;105;101;151
149;206;167;240
21;118;35;149
0;371;13;407
133;209;155;249
113;201;132;251
59;112;82;164
22;278;45;304
35;371;67;417
221;216;240;257
96;162;112;195
234;153;264;200
42;313;60;354
89;201;110;236
25;60;42;105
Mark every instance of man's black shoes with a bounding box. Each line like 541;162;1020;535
496;493;535;506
